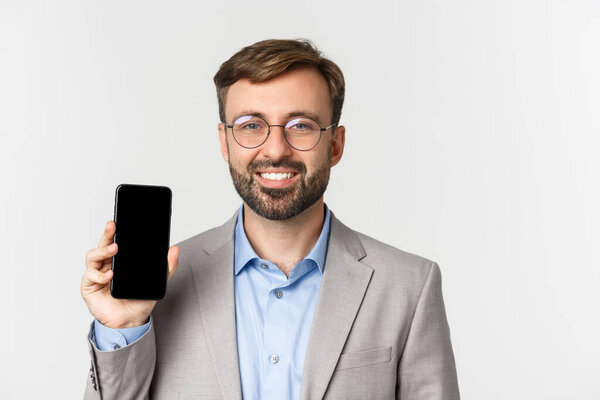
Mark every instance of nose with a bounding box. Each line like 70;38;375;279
260;125;294;161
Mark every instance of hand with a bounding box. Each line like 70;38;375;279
81;220;179;329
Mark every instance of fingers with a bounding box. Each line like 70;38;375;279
82;266;113;288
98;220;116;248
167;245;179;280
81;222;117;294
86;243;118;269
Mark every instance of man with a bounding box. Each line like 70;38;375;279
81;39;460;399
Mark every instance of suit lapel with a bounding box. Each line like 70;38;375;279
300;213;374;400
189;210;373;400
191;212;242;400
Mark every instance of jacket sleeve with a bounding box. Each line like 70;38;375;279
84;319;156;400
397;262;460;399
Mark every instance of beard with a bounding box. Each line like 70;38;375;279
228;153;331;221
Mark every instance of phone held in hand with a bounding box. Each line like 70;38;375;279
111;184;172;300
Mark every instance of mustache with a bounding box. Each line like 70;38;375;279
248;159;307;175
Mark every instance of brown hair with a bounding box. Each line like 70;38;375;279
213;39;345;125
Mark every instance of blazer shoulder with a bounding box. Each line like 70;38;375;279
352;229;438;283
173;211;238;262
174;224;223;252
158;214;236;306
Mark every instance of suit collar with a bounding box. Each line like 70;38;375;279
195;208;371;400
232;204;333;276
326;209;366;261
201;209;239;254
201;206;359;260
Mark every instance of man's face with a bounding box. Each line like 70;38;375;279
218;67;345;220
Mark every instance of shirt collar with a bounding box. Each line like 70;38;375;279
233;203;332;275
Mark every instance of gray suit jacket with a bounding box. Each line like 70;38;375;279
84;210;460;399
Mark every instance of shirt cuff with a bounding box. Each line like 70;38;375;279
92;316;152;351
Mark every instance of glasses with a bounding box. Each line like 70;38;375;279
224;115;336;151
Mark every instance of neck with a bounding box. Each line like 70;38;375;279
243;199;326;277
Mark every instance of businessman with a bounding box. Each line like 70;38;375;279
81;39;460;399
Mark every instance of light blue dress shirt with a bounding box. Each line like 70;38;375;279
92;204;331;400
233;204;330;399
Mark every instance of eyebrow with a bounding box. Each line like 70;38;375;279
232;110;324;125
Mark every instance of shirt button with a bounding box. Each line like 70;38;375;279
261;263;269;269
270;354;280;364
274;289;283;299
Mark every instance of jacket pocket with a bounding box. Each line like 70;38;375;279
334;346;392;370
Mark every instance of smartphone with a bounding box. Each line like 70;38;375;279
110;183;172;300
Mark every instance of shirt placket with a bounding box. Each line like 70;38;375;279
260;260;294;399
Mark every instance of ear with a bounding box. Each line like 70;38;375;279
218;123;229;163
329;125;345;168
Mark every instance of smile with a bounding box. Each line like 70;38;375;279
254;171;299;189
259;172;295;181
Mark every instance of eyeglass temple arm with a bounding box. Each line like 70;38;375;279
321;123;337;132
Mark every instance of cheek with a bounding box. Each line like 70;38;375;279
306;151;330;171
228;149;258;170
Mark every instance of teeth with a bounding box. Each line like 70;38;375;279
260;172;294;181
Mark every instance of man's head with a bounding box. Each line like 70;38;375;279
214;39;346;220
214;39;345;127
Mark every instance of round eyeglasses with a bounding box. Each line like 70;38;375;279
224;115;336;151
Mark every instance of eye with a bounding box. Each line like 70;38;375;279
242;122;260;130
286;118;318;132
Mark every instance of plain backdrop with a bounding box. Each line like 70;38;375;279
1;0;599;398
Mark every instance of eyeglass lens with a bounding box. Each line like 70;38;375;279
232;115;322;150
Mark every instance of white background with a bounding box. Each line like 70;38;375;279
1;0;599;398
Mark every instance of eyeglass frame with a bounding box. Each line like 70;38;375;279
223;114;337;151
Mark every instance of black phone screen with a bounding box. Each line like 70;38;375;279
111;184;172;300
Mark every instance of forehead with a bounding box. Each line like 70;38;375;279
224;67;331;122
